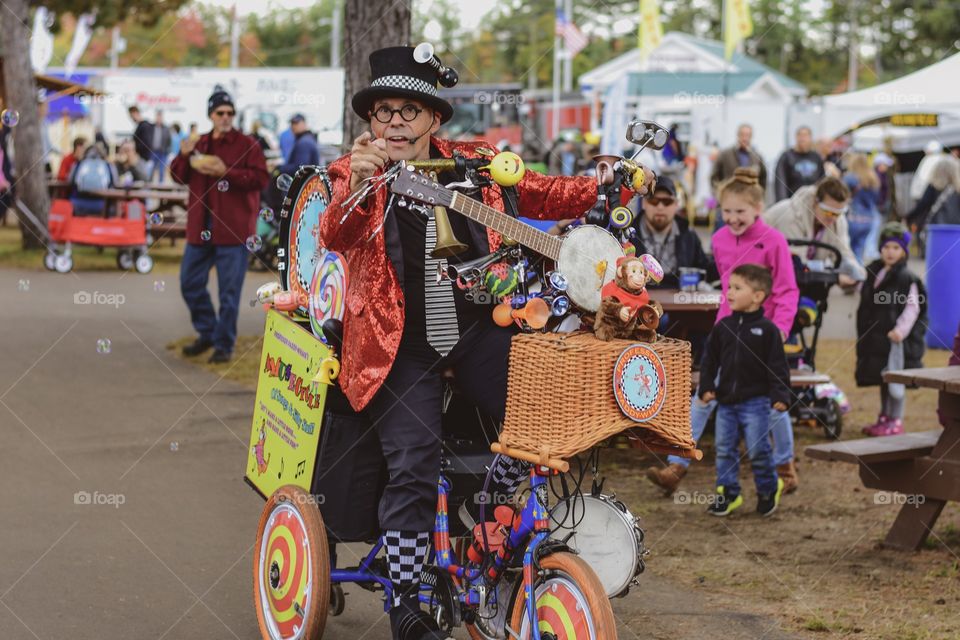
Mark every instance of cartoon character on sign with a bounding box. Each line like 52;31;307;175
253;421;271;475
634;371;653;395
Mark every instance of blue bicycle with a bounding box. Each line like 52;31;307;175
253;451;616;640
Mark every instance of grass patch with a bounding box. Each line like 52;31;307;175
803;617;831;632
0;220;186;273
167;334;264;388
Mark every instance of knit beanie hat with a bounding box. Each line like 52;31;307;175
879;221;911;257
207;88;235;115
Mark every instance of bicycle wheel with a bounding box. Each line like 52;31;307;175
509;552;616;640
254;485;330;640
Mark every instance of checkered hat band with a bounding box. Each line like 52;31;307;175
371;75;438;97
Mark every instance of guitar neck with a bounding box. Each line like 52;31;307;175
449;192;562;260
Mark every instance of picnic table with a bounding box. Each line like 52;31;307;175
48;180;186;192
649;288;721;339
806;366;960;551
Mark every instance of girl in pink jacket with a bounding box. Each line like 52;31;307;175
712;169;799;338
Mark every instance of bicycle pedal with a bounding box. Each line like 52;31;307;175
419;566;460;629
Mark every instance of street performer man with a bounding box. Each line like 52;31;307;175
320;45;655;640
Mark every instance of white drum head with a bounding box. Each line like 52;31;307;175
550;494;639;597
556;225;625;312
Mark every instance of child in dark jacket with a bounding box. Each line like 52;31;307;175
856;222;927;436
699;263;791;517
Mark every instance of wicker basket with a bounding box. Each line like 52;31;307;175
494;332;698;471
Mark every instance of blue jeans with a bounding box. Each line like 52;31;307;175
847;213;875;264
180;243;247;353
148;153;167;183
668;396;794;467
714;396;779;496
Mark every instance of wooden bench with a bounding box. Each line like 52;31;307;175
806;430;941;464
804;366;960;551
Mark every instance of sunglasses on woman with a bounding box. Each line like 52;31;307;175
817;201;848;218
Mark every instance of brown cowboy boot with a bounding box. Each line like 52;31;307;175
776;461;799;494
645;463;688;496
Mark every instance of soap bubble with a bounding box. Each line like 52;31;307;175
148;212;163;225
153;280;165;292
96;338;111;354
200;230;212;242
169;441;179;452
246;235;263;252
259;207;274;222
1;110;20;127
276;174;293;192
217;180;229;192
17;279;29;292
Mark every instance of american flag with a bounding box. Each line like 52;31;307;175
555;9;589;57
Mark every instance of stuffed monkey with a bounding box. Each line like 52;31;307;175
594;254;664;342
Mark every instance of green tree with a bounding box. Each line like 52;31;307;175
247;1;336;67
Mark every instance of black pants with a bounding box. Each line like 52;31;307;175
365;321;514;532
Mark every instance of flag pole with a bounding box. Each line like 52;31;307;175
722;0;729;141
553;0;562;141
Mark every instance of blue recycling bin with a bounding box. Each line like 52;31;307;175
925;224;960;349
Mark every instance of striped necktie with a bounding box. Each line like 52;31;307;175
423;211;460;356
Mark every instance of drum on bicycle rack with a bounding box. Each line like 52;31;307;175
550;493;647;598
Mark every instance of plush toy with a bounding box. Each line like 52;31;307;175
594;254;664;342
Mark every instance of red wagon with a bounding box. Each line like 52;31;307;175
44;198;154;273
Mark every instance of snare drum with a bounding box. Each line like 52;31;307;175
549;494;646;598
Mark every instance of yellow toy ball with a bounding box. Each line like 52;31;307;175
486;151;525;187
630;167;646;193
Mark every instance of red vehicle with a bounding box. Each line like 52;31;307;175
45;198;154;273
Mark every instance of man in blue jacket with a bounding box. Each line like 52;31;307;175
277;113;320;175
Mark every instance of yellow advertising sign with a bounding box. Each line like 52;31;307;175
246;310;331;498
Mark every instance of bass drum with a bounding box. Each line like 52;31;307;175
549;494;646;598
277;166;333;318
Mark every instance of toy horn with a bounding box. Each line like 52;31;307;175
492;297;550;330
413;42;459;88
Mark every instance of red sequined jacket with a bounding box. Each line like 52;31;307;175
320;137;597;411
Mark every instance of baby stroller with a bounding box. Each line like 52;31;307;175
785;238;850;439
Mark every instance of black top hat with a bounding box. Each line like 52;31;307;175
351;46;454;124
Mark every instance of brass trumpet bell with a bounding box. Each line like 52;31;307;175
430;204;468;258
427;169;468;258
